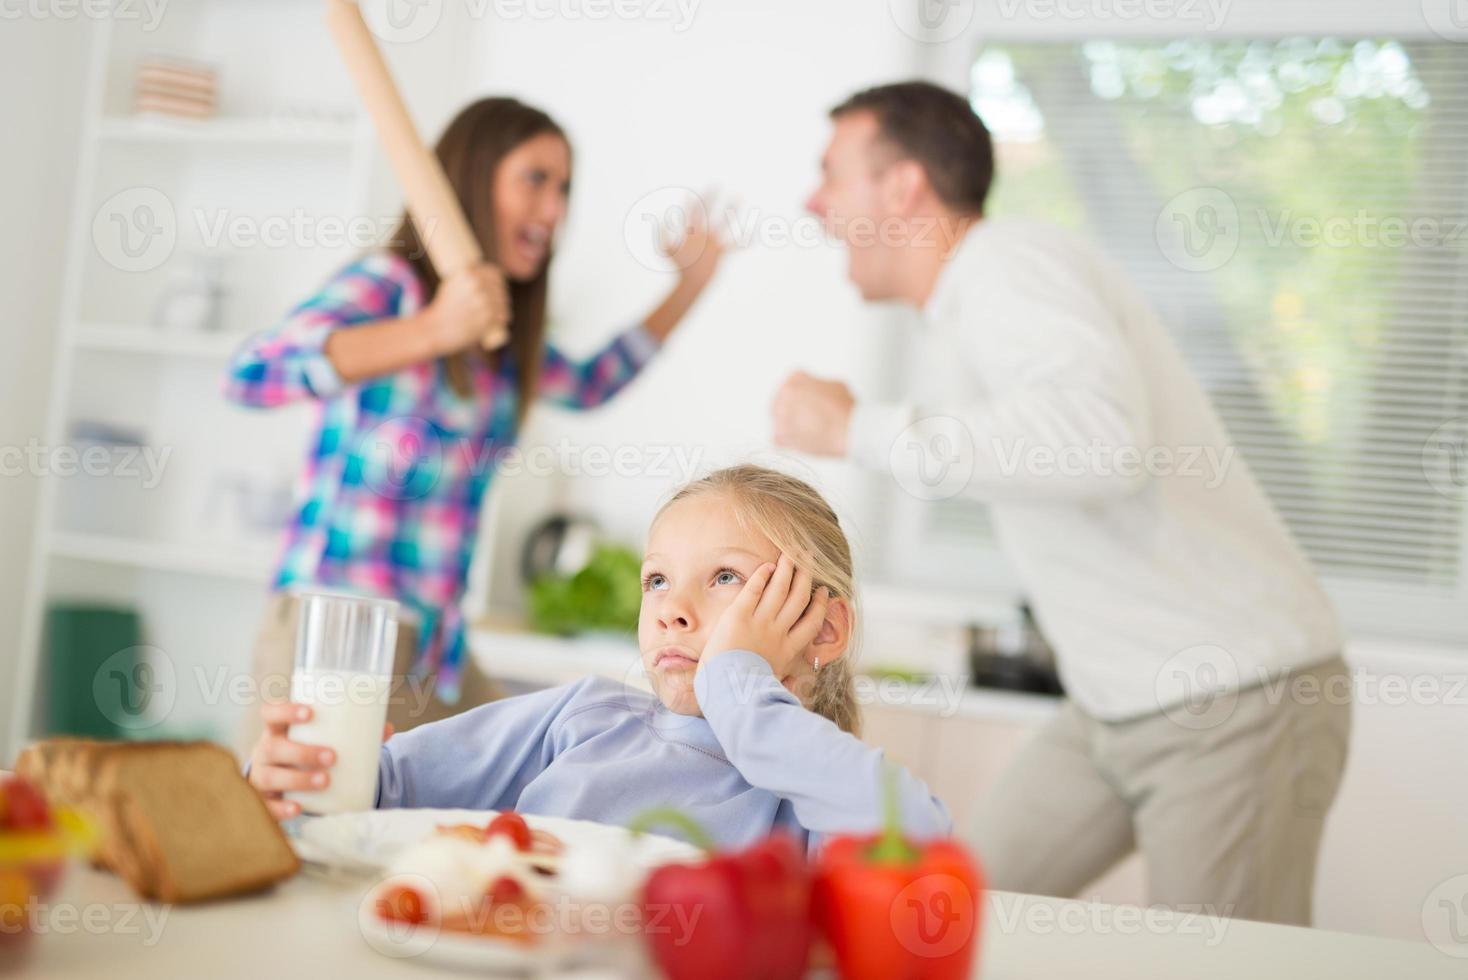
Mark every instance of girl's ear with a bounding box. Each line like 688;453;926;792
808;596;853;665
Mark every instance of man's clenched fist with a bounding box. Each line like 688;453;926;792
772;371;855;458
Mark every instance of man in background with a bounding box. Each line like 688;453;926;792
772;81;1350;925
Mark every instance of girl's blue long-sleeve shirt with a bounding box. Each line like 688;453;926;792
376;650;952;851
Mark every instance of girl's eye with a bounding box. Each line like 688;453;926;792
713;569;741;587
642;573;668;592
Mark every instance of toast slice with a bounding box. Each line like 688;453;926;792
13;739;299;903
95;742;300;902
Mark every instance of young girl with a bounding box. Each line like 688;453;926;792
248;465;950;847
228;97;727;749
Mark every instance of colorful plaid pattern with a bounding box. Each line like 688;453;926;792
226;251;660;700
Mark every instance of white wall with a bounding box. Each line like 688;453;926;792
0;20;89;748
1315;640;1468;944
460;0;925;608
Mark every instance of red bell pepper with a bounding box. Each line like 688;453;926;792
814;769;984;980
631;809;812;980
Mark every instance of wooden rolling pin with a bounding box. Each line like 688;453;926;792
324;0;508;350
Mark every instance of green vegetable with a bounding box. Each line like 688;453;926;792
526;543;642;636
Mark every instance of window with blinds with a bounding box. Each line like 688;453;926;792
872;38;1468;640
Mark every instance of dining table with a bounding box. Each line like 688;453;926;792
17;863;1461;979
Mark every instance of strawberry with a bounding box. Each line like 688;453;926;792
485;811;532;852
0;776;51;832
375;884;429;925
488;875;524;905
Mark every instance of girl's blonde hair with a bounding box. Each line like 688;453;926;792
657;464;861;735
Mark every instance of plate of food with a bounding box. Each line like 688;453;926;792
295;809;702;972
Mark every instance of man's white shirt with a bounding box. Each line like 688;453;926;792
847;218;1342;720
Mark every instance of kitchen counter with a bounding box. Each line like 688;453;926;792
24;864;1458;979
469;625;649;690
467;625;1061;727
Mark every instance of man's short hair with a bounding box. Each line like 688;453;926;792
831;81;994;216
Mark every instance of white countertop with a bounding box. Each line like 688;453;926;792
468;626;1061;727
470;626;649;690
24;865;1457;979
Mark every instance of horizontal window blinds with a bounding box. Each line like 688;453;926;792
872;39;1468;633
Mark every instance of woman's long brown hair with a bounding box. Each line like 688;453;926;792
386;97;567;427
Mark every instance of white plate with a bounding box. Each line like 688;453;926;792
356;911;652;975
294;809;701;974
292;807;700;876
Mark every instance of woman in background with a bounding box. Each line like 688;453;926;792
227;97;726;753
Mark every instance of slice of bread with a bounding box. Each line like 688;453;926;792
14;739;299;903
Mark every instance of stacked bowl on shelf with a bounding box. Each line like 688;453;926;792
134;55;218;121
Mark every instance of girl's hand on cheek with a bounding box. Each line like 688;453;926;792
700;554;831;683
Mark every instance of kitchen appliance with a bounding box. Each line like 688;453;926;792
966;603;1063;696
520;514;602;585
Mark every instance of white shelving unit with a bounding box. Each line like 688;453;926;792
72;323;252;359
9;2;382;756
97;115;360;146
50;531;277;583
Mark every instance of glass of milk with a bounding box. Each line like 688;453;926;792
285;592;398;815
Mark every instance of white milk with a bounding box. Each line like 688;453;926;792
285;668;392;814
